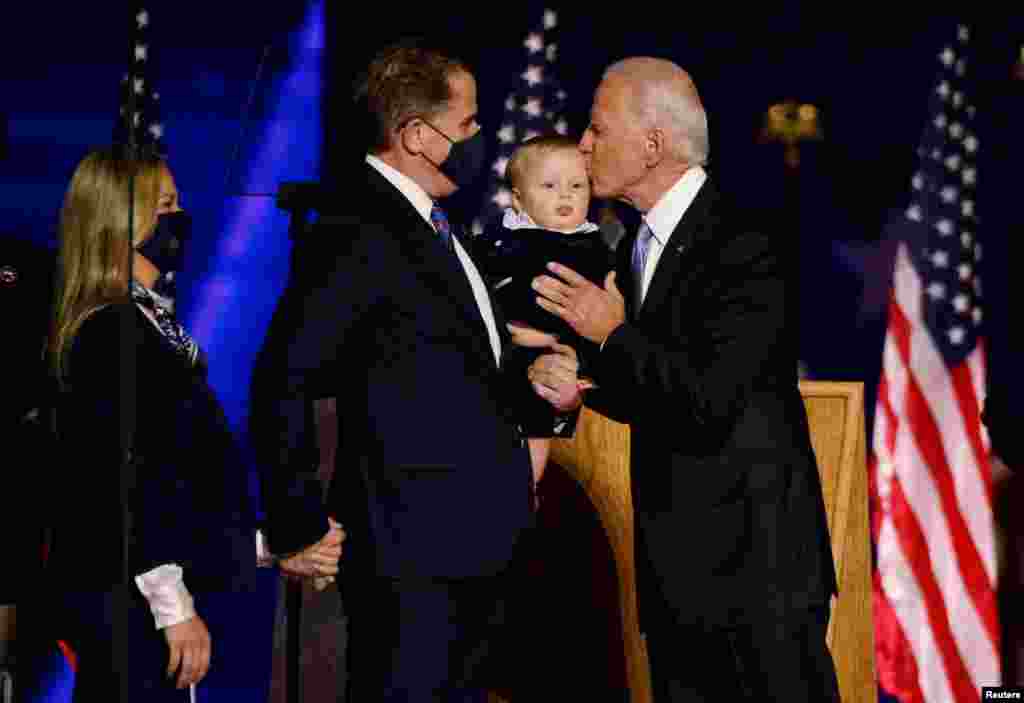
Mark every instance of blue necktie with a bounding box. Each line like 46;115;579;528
632;220;653;317
430;204;455;254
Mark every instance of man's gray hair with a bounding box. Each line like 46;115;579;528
604;58;709;166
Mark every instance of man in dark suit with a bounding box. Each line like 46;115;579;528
531;57;840;701
249;41;573;702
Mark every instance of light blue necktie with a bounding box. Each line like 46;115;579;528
632;220;654;317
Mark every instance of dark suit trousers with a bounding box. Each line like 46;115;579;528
645;606;840;703
341;573;507;703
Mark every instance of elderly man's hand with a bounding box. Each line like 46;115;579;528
533;265;625;345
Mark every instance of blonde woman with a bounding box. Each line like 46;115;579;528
31;147;261;700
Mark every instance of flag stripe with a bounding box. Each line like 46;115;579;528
873;571;927;703
888;283;1000;674
888;479;980;702
950;356;992;501
881;302;996;691
892;248;998;591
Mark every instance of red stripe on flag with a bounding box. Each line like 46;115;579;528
890;479;979;702
873;570;926;703
950;360;993;503
889;302;1000;651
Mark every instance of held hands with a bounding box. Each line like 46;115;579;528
527;342;586;413
533;265;625;345
164;614;211;690
279;517;346;591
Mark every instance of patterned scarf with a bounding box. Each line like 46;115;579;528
130;280;203;370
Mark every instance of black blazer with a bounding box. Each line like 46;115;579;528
584;178;837;628
45;304;255;594
249;165;567;580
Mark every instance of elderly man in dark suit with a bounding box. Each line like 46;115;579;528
530;57;840;701
249;41;575;703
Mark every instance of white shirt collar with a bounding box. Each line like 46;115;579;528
366;153;435;226
501;207;600;234
642;165;707;245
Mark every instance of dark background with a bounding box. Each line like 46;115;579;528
3;4;1021;699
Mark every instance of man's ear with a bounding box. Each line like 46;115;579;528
644;128;666;168
511;187;523;212
399;118;424;156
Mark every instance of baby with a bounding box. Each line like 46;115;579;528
474;134;613;498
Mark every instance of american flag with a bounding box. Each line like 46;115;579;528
471;7;569;235
870;23;999;703
114;6;166;155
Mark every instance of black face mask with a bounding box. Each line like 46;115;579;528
421;120;487;189
137;210;191;298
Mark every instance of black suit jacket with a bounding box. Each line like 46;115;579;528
250;165;566;579
584;178;837;628
45;305;256;594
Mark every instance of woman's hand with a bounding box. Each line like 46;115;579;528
164;614;211;689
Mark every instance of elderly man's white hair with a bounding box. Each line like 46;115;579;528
604;57;709;166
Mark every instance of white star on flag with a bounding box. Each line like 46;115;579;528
523;65;543;87
522;97;542;118
928;282;946;300
940;48;955;67
474;8;571;234
137;9;148;28
937;80;951;98
135;44;147;61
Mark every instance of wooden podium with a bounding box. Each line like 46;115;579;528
496;380;876;703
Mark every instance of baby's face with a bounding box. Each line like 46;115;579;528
513;148;590;233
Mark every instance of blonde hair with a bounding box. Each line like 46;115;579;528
49;148;165;382
505;134;581;190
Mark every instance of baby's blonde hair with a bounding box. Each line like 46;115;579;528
505;133;581;190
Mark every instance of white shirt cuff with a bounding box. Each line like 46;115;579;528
134;564;196;630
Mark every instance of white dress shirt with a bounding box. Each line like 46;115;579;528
637;165;707;304
366;154;503;366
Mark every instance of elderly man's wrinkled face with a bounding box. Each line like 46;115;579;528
579;74;648;202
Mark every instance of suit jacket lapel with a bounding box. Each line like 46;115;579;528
364;168;497;370
638;180;718;322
